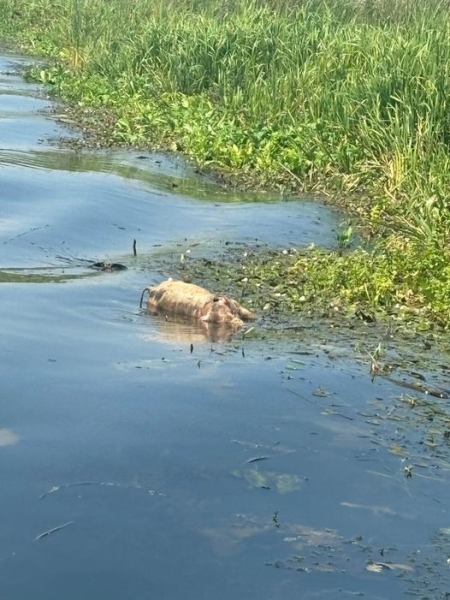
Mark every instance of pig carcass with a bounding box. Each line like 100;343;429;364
141;280;255;329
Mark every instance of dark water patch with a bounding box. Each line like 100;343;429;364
0;56;76;152
0;92;50;113
0;114;67;150
0;57;41;96
0;256;127;282
0;268;92;283
0;148;85;170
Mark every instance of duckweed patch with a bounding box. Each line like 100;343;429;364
232;469;304;494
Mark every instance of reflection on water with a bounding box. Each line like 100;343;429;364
140;312;249;344
0;155;339;272
0;267;96;283
0;428;19;446
0;145;309;204
1;49;450;600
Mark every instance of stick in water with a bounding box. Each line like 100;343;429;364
35;521;74;541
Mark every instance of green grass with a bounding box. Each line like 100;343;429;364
1;0;450;326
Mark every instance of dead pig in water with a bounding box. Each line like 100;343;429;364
140;280;255;329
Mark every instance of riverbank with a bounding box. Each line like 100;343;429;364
1;0;450;327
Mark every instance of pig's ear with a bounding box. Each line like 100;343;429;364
222;296;233;307
213;296;229;306
239;307;256;320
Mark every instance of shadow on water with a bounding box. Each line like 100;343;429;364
1;49;450;600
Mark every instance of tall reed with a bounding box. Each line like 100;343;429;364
1;0;450;321
2;0;450;214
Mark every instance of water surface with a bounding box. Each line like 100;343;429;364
1;50;450;600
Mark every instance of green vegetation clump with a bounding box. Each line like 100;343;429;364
1;0;450;326
243;243;450;327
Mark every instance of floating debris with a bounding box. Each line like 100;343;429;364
40;480;163;499
246;456;269;464
233;469;303;494
35;521;74;541
366;561;414;573
91;261;127;271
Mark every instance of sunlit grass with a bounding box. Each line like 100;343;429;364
5;0;450;196
1;0;450;325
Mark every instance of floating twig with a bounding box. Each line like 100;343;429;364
40;480;163;500
246;456;269;464
35;521;74;541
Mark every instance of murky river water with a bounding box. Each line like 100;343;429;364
1;51;450;599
